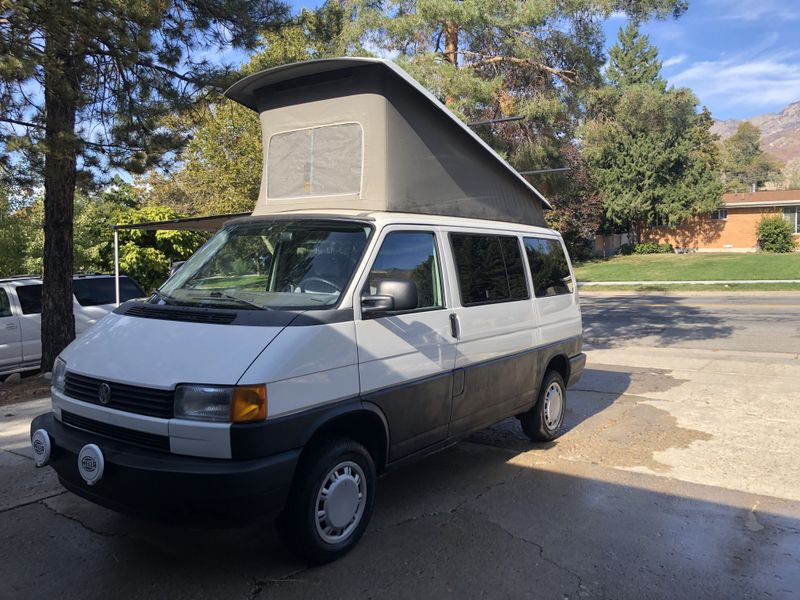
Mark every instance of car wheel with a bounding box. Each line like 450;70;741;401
520;370;566;442
277;437;376;564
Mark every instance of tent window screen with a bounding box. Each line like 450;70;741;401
268;123;362;198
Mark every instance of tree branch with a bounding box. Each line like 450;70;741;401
0;117;44;130
461;52;576;84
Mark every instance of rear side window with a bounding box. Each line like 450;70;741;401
523;237;574;297
0;289;11;318
449;234;528;306
366;231;443;310
73;277;144;306
16;285;42;314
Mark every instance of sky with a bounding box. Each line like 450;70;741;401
604;0;800;120
278;0;800;122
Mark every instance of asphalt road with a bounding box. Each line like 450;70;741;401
1;292;799;600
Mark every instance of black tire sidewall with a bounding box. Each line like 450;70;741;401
282;437;376;564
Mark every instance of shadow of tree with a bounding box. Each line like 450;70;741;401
580;294;735;348
644;217;726;250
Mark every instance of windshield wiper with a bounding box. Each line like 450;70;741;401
151;289;176;305
205;291;267;310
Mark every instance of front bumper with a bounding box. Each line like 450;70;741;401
31;412;298;524
567;353;587;388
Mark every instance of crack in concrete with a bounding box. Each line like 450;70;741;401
0;490;67;514
40;499;130;539
247;567;310;599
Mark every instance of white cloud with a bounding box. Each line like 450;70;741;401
670;47;800;115
709;0;800;21
662;53;688;68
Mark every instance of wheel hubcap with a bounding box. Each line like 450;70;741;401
543;382;564;430
315;461;366;544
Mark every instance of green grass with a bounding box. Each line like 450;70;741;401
581;283;800;292
574;253;800;282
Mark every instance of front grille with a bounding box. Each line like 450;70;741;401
123;304;236;324
64;372;174;419
61;410;171;452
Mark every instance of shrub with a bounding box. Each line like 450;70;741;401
616;243;635;256
757;216;797;253
633;241;673;254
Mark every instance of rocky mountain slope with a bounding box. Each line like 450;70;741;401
711;101;800;164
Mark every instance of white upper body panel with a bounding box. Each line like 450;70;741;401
60;312;285;388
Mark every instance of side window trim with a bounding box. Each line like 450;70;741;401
0;288;13;319
355;227;448;319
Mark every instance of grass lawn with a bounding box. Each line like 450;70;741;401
574;253;800;282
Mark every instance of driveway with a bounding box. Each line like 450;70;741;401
1;292;798;599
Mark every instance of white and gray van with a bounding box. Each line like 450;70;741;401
30;59;585;564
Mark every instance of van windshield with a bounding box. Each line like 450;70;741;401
156;220;371;310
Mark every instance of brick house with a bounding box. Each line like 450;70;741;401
643;190;800;252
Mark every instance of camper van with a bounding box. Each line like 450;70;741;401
30;58;584;564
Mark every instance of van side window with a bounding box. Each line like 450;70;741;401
366;231;443;310
449;234;529;306
0;289;11;318
16;285;43;315
523;237;574;297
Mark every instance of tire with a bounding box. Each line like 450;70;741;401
520;370;567;442
277;437;376;564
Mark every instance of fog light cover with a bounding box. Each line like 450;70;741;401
31;429;51;467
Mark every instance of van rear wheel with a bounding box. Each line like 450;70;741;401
277;437;376;564
520;370;566;442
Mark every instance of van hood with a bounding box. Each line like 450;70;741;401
60;312;288;388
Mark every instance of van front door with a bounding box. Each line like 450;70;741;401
0;289;22;372
354;228;456;462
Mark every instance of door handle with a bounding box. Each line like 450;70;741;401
449;313;460;339
4;323;17;330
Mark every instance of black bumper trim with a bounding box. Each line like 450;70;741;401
32;412;298;523
567;353;587;388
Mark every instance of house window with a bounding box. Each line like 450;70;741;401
784;207;800;234
711;208;728;220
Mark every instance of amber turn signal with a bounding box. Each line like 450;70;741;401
230;385;267;423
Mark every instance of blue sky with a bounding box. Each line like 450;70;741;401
276;0;799;122
605;0;800;120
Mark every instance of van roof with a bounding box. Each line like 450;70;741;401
224;210;561;237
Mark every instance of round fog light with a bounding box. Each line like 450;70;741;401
78;444;105;486
31;429;51;467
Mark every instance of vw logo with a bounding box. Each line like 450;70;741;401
98;382;112;405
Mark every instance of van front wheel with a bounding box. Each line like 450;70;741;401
520;370;566;442
277;437;376;564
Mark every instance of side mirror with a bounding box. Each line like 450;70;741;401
361;279;418;316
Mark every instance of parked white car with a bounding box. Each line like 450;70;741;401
0;274;144;377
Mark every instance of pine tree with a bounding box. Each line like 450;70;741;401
583;23;722;243
606;22;666;90
0;0;288;369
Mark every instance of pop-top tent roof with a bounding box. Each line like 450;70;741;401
224;57;551;226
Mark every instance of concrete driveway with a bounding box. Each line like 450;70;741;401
1;292;798;599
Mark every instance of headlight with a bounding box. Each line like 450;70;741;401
52;357;67;393
174;384;266;423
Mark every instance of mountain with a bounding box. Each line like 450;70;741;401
711;101;800;164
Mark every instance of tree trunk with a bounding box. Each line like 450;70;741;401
41;15;78;372
444;21;458;66
443;20;459;106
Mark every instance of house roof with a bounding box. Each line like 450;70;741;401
723;190;800;208
225;57;551;210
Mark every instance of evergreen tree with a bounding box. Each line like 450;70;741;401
606;21;666;90
583;23;722;243
0;0;288;369
720;122;781;192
